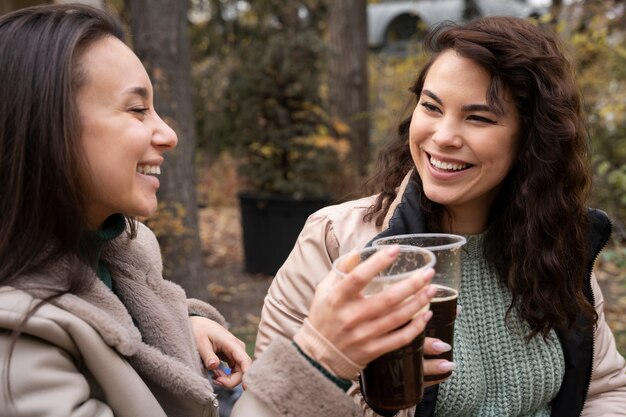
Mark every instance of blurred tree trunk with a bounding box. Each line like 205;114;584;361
325;0;370;176
550;0;563;13
462;0;482;20
128;0;206;298
549;0;563;25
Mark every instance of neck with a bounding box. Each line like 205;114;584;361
442;206;489;235
88;214;127;241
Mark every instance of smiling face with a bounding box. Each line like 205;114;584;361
409;49;520;233
76;36;177;229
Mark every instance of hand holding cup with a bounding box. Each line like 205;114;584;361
302;245;436;411
373;234;466;383
307;245;436;369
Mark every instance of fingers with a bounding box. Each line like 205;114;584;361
220;342;252;374
312;265;435;364
361;310;433;362
359;273;435;332
190;316;252;389
422;337;456;386
361;268;435;322
423;337;452;356
213;367;244;389
423;358;456;386
335;250;361;275
196;338;220;370
337;246;400;298
349;290;434;364
210;364;241;389
213;338;251;389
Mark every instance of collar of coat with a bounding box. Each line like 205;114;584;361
2;221;222;404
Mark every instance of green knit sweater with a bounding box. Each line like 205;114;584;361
435;234;565;417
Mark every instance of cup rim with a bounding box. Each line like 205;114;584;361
372;233;467;251
331;245;436;282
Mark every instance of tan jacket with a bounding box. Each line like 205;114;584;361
0;222;223;417
0;222;363;417
255;175;626;416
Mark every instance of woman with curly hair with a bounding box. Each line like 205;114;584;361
254;15;626;416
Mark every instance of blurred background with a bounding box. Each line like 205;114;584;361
4;0;624;364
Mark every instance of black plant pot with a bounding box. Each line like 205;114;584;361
238;192;329;276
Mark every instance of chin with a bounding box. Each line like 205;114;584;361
422;186;454;206
142;207;158;218
130;202;158;219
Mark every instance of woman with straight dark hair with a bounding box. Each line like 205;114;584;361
255;16;626;416
0;5;435;416
0;4;250;416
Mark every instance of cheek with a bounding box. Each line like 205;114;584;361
409;117;429;160
485;142;517;179
77;141;101;189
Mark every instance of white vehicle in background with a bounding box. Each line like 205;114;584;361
367;0;549;49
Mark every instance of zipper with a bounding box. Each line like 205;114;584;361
207;395;219;417
578;216;613;417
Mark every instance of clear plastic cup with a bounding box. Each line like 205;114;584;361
373;234;466;381
332;245;436;411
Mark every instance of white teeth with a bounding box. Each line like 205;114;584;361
430;156;468;171
137;165;161;175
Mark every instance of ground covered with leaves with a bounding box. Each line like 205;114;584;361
199;206;626;357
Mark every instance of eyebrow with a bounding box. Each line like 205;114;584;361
121;86;149;99
422;89;494;113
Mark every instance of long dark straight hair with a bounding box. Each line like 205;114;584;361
0;3;135;406
366;16;594;339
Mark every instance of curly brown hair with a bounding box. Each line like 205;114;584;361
365;16;594;339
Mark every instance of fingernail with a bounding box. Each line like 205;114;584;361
426;285;437;297
421;269;434;283
438;361;457;372
421;310;433;322
207;359;218;368
385;245;400;256
432;341;452;352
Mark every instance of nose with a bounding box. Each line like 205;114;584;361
152;112;178;151
432;117;463;148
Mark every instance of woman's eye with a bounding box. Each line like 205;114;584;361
468;115;497;124
420;102;440;113
130;107;149;115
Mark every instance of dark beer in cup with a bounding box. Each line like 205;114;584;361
332;246;436;411
372;234;466;383
360;331;425;411
423;285;458;381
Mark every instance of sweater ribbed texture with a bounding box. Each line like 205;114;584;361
435;234;565;417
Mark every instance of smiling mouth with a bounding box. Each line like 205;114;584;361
136;165;161;175
428;154;471;172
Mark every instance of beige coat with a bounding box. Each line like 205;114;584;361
255;174;626;417
0;222;224;417
0;222;364;417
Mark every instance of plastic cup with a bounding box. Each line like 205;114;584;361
332;245;436;411
373;234;466;381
